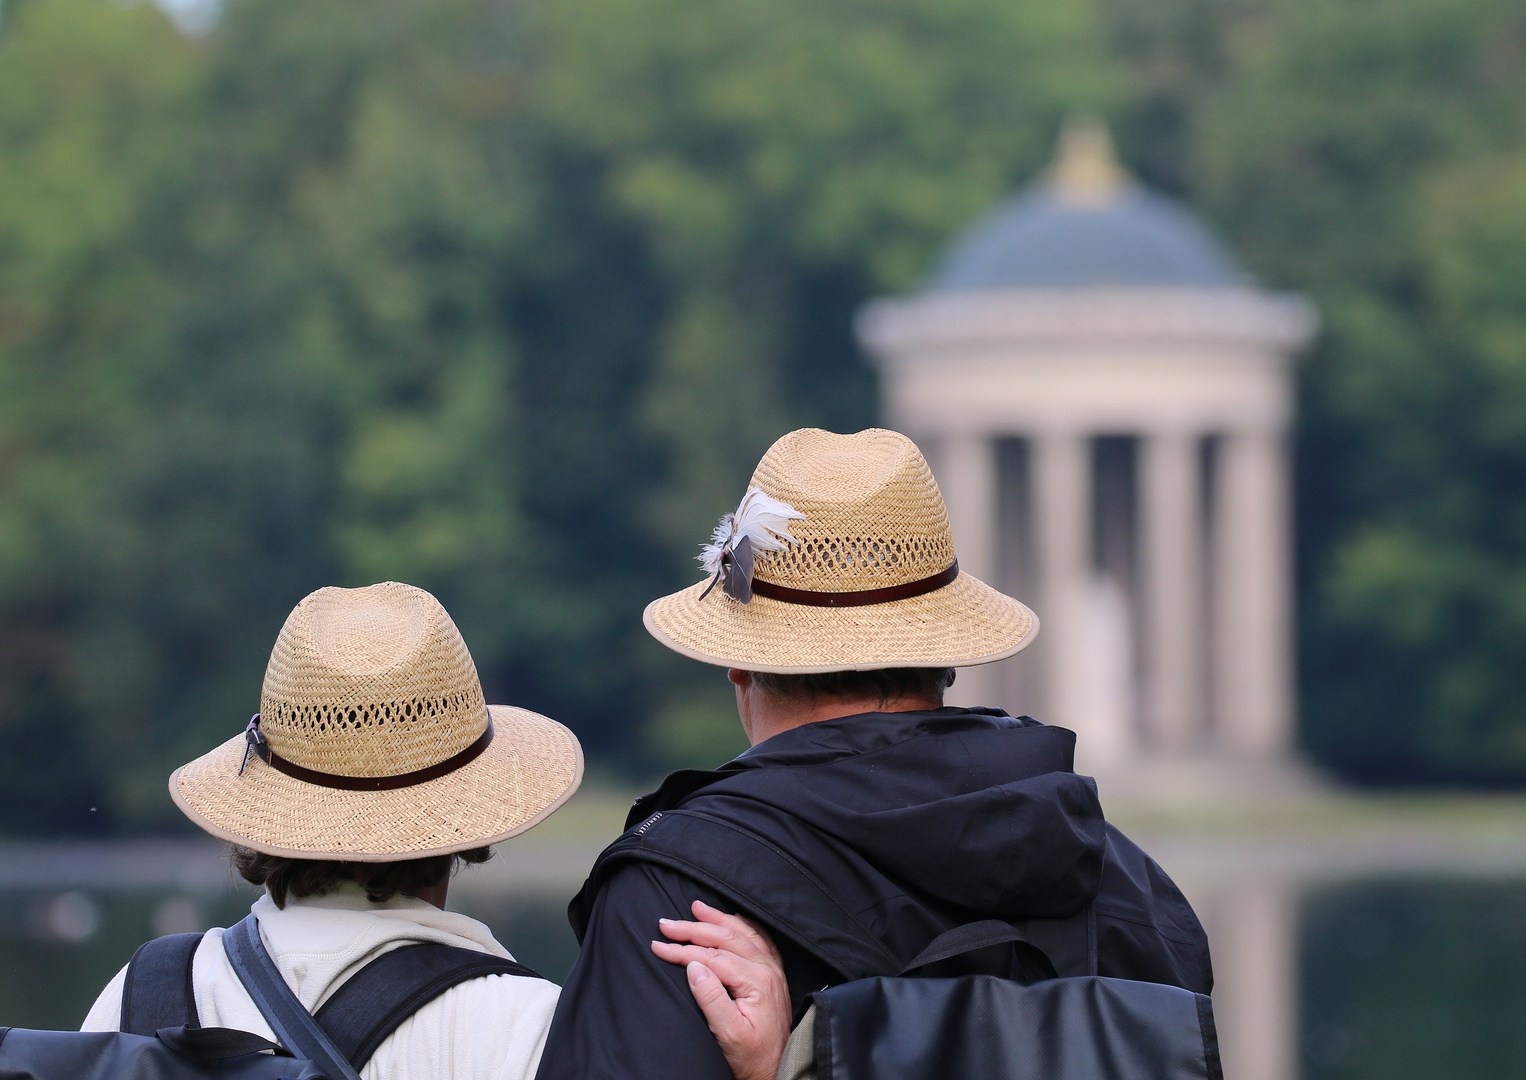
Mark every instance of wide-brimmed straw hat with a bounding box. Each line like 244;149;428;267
171;582;583;861
644;428;1038;673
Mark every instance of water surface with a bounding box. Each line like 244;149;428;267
4;860;1526;1080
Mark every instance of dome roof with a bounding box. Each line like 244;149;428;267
927;119;1248;292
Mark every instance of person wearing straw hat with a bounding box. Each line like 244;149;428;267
79;581;792;1080
535;428;1213;1080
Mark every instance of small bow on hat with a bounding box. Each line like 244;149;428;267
238;714;269;775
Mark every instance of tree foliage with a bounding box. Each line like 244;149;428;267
0;0;1103;831
2;0;1526;834
1161;0;1526;781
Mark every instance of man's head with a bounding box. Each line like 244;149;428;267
728;667;956;745
748;667;955;704
642;428;1037;735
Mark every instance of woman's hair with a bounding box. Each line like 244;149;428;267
748;667;955;704
230;845;493;909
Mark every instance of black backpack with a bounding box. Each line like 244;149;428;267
589;809;1222;1080
776;919;1221;1080
0;914;541;1080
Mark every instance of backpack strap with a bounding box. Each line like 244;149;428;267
897;919;1058;982
585;808;1095;984
586;809;903;981
313;943;542;1069
120;932;202;1035
118;918;542;1072
223;914;364;1080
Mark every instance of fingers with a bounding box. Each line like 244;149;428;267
648;938;740;973
651;940;765;992
696;900;780;957
681;956;790;1080
650;938;715;967
658;900;779;966
649;899;792;1080
684;961;741;1036
659;919;771;965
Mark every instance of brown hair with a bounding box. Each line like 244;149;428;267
230;845;493;909
749;667;955;705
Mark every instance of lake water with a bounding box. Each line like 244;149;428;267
3;859;1525;1078
1301;878;1526;1078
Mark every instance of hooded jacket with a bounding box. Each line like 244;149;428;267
533;708;1211;1080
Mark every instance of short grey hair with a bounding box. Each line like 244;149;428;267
748;668;955;704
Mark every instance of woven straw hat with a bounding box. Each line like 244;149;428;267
644;428;1038;673
171;582;583;861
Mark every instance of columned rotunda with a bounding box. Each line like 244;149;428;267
858;120;1316;776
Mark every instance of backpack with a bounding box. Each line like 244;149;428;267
0;914;540;1080
589;809;1222;1080
775;919;1221;1080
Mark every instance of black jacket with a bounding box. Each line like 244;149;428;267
534;708;1212;1080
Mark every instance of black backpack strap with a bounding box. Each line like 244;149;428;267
898;919;1058;982
120;932;203;1035
584;809;903;982
313;943;542;1069
583;809;1095;984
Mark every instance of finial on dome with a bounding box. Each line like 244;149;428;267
1047;115;1129;207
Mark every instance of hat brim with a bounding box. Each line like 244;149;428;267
169;705;583;862
644;571;1039;674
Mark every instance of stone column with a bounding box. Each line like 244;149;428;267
1140;432;1205;752
1031;431;1090;746
939;434;999;709
1213;428;1293;755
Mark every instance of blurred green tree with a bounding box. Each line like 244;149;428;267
535;0;1108;542
0;0;1106;831
11;0;1526;832
0;0;214;830
1106;0;1526;781
530;0;1109;761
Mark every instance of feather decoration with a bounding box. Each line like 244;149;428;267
698;488;805;576
700;518;736;577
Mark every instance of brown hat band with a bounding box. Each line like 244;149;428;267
749;560;959;608
242;715;495;791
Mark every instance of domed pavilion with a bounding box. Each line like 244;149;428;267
858;118;1316;775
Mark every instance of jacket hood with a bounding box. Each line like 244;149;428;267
628;708;1106;921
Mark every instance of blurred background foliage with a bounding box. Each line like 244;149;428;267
0;0;1524;834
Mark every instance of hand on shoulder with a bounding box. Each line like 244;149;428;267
651;900;791;1080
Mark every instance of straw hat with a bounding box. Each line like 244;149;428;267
644;428;1038;673
171;582;583;861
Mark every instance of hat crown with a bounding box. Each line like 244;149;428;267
749;428;955;591
259;582;489;778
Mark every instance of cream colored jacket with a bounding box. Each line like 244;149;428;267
82;884;559;1080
